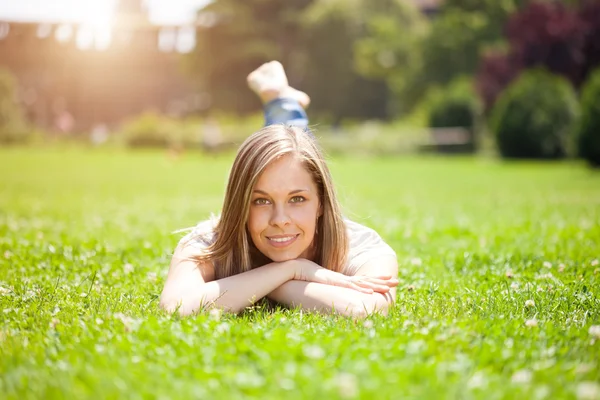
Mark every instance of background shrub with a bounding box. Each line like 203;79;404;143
491;69;578;159
428;77;479;130
426;77;480;153
577;68;600;167
0;69;29;144
119;112;200;149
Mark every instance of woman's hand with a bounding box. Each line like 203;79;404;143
289;259;398;294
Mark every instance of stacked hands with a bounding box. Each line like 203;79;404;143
289;258;399;295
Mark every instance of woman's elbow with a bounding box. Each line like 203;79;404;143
159;291;204;317
160;296;189;316
349;297;391;318
159;292;239;317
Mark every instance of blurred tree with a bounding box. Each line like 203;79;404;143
414;0;527;99
186;0;313;114
476;1;600;112
506;2;586;84
302;0;413;121
579;0;600;82
349;0;428;115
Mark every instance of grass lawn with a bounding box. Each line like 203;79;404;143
1;147;599;399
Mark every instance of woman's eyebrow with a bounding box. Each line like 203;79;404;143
252;189;310;195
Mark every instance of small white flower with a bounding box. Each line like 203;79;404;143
577;381;600;400
123;263;134;274
591;259;599;267
49;318;59;329
333;372;358;399
510;282;519;290
363;320;374;329
209;308;222;321
558;263;566;272
410;257;422;266
511;369;532;384
303;345;325;359
147;272;157;282
3;251;12;259
525;319;538;327
525;300;535;308
95;318;104;325
468;372;487;389
589;325;600;339
543;261;552;269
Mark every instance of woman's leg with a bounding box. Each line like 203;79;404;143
247;61;311;129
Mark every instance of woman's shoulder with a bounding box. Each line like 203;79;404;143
344;218;390;245
176;215;219;250
343;218;396;274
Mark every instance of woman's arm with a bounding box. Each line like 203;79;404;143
267;256;399;318
159;244;294;316
267;281;394;317
159;247;389;316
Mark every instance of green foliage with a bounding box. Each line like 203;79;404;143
491;69;579;159
185;0;312;114
577;68;600;167
350;0;428;114
0;69;29;144
402;0;527;111
1;149;599;398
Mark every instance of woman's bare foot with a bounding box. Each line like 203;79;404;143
247;61;310;108
281;87;311;109
247;61;288;103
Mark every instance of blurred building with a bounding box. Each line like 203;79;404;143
0;0;200;133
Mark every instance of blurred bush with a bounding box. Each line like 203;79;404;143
476;1;600;113
118;111;264;150
428;78;479;130
426;78;480;153
491;69;578;159
119;112;198;149
577;68;600;167
0;69;29;144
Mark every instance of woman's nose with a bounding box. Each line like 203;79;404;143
269;204;291;227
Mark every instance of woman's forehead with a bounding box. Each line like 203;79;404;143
253;154;317;192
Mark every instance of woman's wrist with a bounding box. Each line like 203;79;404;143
266;259;304;283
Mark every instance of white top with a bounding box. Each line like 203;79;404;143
178;217;396;276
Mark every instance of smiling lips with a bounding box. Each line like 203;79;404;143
266;234;300;248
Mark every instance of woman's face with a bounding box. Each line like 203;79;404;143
248;154;322;263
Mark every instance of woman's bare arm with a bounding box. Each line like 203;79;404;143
159;244;294;316
159;247;391;317
267;256;399;317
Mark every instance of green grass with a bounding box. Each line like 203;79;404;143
1;147;599;399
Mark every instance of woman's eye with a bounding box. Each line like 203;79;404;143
290;196;306;203
253;198;270;205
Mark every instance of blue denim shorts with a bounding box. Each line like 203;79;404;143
263;98;309;130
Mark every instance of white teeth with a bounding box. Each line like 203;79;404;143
269;236;295;243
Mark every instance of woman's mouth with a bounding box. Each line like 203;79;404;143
266;234;300;248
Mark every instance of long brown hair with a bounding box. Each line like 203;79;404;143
191;125;348;279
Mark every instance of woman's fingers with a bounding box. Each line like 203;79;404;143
354;276;399;288
350;277;393;293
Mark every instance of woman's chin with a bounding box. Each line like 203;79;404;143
269;254;297;263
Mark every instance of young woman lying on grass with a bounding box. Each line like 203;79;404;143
160;62;399;317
